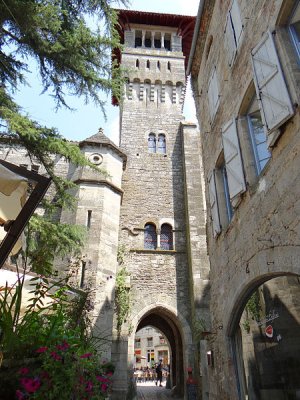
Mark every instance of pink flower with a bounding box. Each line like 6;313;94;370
96;375;109;383
56;341;69;351
20;377;41;393
36;346;48;353
79;352;93;359
18;367;29;375
50;351;62;361
85;380;93;392
101;383;108;392
16;390;25;400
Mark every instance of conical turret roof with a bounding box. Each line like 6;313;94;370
79;128;127;161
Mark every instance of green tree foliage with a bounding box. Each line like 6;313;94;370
0;0;128;273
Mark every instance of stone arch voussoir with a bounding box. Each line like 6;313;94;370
224;246;300;336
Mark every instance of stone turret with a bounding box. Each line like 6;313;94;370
59;128;126;360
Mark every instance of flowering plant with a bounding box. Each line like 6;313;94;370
15;341;114;400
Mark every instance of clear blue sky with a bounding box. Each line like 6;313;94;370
13;0;199;145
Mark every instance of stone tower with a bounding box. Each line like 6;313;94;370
111;10;209;399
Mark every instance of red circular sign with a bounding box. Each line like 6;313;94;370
265;325;273;338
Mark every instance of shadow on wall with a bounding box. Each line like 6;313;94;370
236;275;300;400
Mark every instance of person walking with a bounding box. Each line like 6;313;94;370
155;359;163;387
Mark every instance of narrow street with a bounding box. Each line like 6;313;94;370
136;381;183;400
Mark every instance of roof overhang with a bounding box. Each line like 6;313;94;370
186;0;216;77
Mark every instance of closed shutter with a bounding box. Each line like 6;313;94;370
224;14;236;67
222;118;246;200
251;31;294;134
208;171;221;237
231;0;243;45
208;67;220;120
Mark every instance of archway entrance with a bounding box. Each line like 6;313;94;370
231;275;300;400
133;307;185;396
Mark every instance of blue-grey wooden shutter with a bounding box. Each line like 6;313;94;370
208;171;221;237
208;67;220;121
222;118;246;201
224;14;236;67
231;0;243;45
251;31;294;139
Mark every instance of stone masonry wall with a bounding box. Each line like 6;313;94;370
191;0;300;398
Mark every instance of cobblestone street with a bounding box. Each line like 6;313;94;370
136;381;183;400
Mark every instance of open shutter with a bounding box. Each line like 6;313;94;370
251;31;294;136
230;0;243;45
222;118;246;200
208;171;221;237
224;14;236;67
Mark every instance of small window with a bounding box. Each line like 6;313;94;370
145;31;151;48
157;134;166;154
289;2;300;59
160;224;173;250
135;338;141;348
136;59;139;68
157;61;160;70
154;32;161;48
167;61;171;71
148;133;156;153
80;260;86;289
87;210;92;229
247;98;271;174
144;223;157;250
146;60;150;69
135;30;142;47
164;33;171;51
147;337;153;347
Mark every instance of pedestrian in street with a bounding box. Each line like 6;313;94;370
155;359;163;387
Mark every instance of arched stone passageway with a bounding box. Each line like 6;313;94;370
128;304;193;398
228;274;300;400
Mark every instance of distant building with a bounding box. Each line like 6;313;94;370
134;326;169;368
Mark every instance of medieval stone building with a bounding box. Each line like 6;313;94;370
0;8;210;400
188;0;300;399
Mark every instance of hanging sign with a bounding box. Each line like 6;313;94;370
265;325;273;338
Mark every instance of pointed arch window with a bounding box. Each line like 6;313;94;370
157;134;166;154
144;223;157;249
148;133;156;153
160;224;173;250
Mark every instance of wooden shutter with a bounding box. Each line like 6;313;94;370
222;118;246;200
208;171;221;237
230;0;243;45
208;68;219;120
251;31;294;135
224;14;236;67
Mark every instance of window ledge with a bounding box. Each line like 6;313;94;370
129;248;185;254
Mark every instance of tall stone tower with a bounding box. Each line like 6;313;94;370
111;10;209;399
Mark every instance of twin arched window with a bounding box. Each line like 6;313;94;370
160;224;173;250
148;133;166;154
144;223;173;250
144;223;157;249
